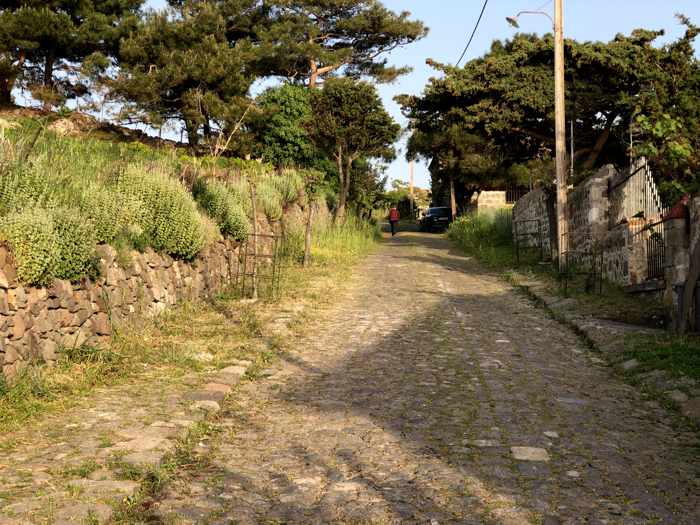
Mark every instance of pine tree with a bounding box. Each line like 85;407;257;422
0;1;142;107
256;0;427;88
111;1;259;147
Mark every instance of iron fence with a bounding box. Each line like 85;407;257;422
513;218;549;265
608;157;669;282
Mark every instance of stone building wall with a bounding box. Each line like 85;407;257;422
512;187;553;257
0;239;241;379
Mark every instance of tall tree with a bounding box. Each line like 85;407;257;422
111;1;257;147
250;83;316;166
256;0;427;88
0;0;143;107
309;77;399;218
401;21;700;204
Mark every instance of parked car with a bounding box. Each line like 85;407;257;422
420;207;453;232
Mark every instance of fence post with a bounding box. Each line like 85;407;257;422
514;220;520;266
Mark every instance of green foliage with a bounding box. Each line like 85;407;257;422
310;78;400;216
623;334;700;380
258;0;427;86
0;207;97;285
401;21;700;200
111;1;255;146
312;216;380;265
115;166;206;260
448;211;514;269
252;84;316;166
0;208;58;286
0;0;143;105
193;178;250;241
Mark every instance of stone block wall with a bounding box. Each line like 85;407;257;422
512;188;553;257
567;165;615;255
0;239;241;379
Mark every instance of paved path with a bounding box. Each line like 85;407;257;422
154;232;700;524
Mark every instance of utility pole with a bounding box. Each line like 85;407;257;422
554;0;567;270
409;160;415;219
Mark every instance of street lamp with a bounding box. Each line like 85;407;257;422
507;1;568;271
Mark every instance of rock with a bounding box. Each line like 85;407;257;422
111;435;168;453
0;290;9;315
543;516;562;525
680;398;700;422
511;446;550;462
49;279;73;300
566;470;581;478
204;382;233;394
190;400;221;414
10;314;26;339
212;365;247;386
91;313;112;336
41;340;58;362
96;244;117;267
8;287;27;309
3;345;19;365
464;439;499;448
189;390;226;404
621;359;640;371
0;268;9;289
544;431;560;439
666;389;689;404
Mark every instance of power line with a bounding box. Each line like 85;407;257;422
456;0;490;67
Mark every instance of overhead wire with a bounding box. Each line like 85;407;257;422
455;0;489;67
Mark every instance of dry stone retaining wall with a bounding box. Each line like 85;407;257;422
0;239;241;379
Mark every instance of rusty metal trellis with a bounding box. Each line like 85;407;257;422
234;232;283;300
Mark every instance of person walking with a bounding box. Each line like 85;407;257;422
388;206;400;236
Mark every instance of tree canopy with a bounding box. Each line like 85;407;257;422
110;1;258;146
309;77;400;218
256;0;427;87
0;0;143;107
400;19;700;205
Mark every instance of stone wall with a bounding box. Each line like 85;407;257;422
512;187;553;257
0;239;241;379
567;166;615;255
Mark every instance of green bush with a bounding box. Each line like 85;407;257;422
448;210;514;268
256;178;284;221
193;178;250;241
0;207;97;285
1;208;57;285
51;208;99;282
115;166;206;260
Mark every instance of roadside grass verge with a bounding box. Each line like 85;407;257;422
0;217;379;436
622;334;700;381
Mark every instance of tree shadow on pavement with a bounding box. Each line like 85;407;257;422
159;232;700;525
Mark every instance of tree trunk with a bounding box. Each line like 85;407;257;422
449;174;457;217
309;58;318;89
303;201;314;267
334;150;346;220
42;53;55;111
0;79;12;107
583;119;614;170
184;119;200;150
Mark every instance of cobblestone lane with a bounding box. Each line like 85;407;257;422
156;232;700;524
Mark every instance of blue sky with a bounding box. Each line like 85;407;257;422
147;0;700;189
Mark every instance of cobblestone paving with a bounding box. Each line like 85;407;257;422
154;232;700;524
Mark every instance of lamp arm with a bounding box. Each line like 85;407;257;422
516;10;554;29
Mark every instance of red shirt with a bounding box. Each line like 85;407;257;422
389;208;400;222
